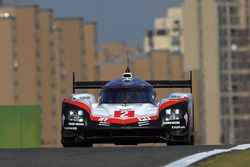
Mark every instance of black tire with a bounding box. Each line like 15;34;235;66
166;141;179;146
62;142;93;147
166;134;194;146
62;143;76;147
188;135;195;145
79;141;93;147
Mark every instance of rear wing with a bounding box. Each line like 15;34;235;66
73;71;192;93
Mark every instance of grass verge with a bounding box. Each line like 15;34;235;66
193;150;250;167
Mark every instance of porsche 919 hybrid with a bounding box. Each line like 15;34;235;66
61;68;194;147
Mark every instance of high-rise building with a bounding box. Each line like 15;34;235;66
0;6;40;105
0;6;97;147
0;8;16;104
83;23;97;81
38;9;59;146
97;42;142;80
144;7;183;54
183;0;250;144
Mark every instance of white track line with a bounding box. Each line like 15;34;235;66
164;144;250;167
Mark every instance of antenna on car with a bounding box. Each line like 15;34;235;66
123;51;132;81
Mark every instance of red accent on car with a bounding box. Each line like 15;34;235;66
114;110;135;118
91;115;158;124
159;98;188;112
63;99;91;114
63;99;159;124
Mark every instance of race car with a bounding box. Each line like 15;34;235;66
61;68;194;147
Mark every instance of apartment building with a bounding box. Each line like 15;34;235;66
83;23;97;81
0;6;97;146
144;7;183;53
0;8;16;104
183;0;250;144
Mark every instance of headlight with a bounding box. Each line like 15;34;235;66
165;108;180;121
68;110;84;122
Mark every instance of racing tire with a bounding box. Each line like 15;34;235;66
187;135;194;145
183;134;194;145
62;143;76;147
79;141;93;147
166;134;194;146
166;141;179;146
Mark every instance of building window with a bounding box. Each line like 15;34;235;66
156;29;167;36
219;38;228;47
231;74;238;82
232;84;238;92
232;96;238;103
219;28;227;36
172;36;180;45
219;51;228;60
37;94;42;101
229;6;238;15
13;80;18;87
220;82;228;92
220;73;229;81
232;62;238;69
218;6;227;15
230;17;239;25
51;82;56;89
14;94;19;102
52;96;56;103
13;59;18;71
147;30;153;38
36;80;41;86
230;29;237;37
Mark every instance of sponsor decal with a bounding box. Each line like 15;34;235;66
79;96;90;100
98;122;110;126
138;117;151;121
98;117;109;122
118;105;133;110
171;126;185;129
114;110;135;118
138;121;150;127
68;122;84;126
163;121;180;125
64;127;77;130
184;113;188;126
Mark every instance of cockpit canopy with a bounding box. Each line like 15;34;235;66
99;86;156;104
99;78;156;104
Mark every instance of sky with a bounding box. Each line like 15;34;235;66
28;0;182;48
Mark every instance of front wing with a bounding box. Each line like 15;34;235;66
61;101;190;144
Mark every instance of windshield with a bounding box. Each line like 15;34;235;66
100;87;155;104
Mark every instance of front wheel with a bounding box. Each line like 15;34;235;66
187;135;194;145
79;141;93;147
166;134;194;146
62;142;93;147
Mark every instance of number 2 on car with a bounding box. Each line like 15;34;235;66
114;110;135;118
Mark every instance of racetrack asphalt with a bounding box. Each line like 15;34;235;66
0;145;233;167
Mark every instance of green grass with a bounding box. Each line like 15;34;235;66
193;150;250;167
